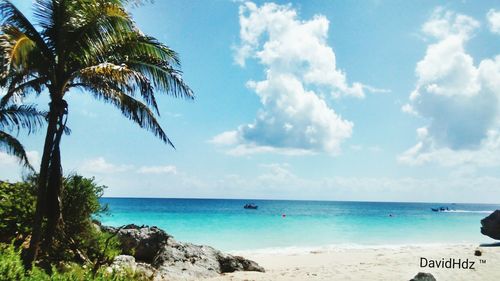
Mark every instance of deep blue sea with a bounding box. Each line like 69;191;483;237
99;198;500;252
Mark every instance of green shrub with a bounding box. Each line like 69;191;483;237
0;243;150;281
47;175;119;264
0;244;25;281
0;174;123;272
0;180;36;243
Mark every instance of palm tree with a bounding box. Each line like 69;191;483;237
0;104;45;170
0;0;193;266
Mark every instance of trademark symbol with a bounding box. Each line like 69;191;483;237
480;259;487;264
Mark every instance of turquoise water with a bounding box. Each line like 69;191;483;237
99;198;500;252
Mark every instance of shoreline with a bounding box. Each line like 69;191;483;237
229;242;494;255
209;243;500;281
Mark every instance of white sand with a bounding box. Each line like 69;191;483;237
207;244;500;281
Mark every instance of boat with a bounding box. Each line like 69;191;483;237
431;206;450;212
244;204;258;209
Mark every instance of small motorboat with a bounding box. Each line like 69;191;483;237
244;203;258;209
431;206;450;212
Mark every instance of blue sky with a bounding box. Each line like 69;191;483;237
2;0;500;203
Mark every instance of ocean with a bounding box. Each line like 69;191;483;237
99;198;500;252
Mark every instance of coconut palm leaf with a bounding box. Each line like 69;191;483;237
0;0;52;63
0;130;33;169
0;104;45;170
74;62;159;113
75;82;173;147
0;104;46;134
0;76;47;106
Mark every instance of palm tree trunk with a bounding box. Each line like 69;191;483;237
23;103;59;268
42;110;65;254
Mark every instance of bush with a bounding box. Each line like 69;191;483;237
47;175;118;264
0;174;122;271
0;243;150;281
0;244;25;281
0;179;36;244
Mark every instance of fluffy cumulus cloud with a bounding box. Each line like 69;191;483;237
212;2;371;156
400;8;500;167
487;9;500;34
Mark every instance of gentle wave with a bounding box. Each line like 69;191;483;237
230;242;477;256
442;210;493;214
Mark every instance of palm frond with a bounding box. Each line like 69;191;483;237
123;0;154;8
76;33;193;100
0;0;53;62
74;62;159;113
68;2;135;63
0;104;46;134
0;25;35;71
0;25;48;80
0;130;33;170
127;58;193;100
0;76;47;106
75;82;173;148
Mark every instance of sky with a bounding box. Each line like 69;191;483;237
1;0;500;203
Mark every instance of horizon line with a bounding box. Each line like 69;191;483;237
100;196;500;205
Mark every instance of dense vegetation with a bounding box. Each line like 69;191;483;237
0;175;147;280
0;244;145;281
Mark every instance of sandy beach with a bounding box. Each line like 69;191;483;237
207;244;500;281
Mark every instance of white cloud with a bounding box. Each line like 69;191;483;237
214;2;376;155
234;2;365;98
401;8;500;167
399;129;500;167
0;151;17;165
421;7;479;40
0;150;39;167
137;165;177;175
80;157;179;177
487;9;500;34
80;157;133;174
95;159;500;203
257;163;297;183
210;131;239;146
26;150;40;168
122;162;500;203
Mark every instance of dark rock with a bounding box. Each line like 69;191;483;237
410;272;436;281
219;254;264;273
106;224;264;280
104;224;171;263
474;249;482;256
481;210;500;240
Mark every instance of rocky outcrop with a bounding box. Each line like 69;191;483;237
103;224;171;263
480;210;500;240
410;272;437;281
106;224;264;280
